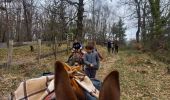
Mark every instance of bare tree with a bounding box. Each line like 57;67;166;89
134;0;141;43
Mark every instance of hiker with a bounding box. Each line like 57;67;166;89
66;39;82;63
107;40;112;54
111;41;115;53
114;40;119;54
72;39;82;51
83;44;100;78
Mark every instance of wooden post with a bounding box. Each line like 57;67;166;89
7;40;13;67
38;39;41;64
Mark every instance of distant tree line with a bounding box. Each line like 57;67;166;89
0;0;127;46
120;0;170;51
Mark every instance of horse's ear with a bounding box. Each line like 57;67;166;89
99;71;120;100
54;61;77;100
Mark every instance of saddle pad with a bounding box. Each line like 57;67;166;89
13;75;54;100
75;75;99;98
12;63;99;100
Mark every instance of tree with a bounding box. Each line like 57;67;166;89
64;0;84;40
111;18;126;44
117;18;126;44
119;0;170;50
111;23;119;40
76;0;84;40
134;0;141;43
22;0;34;41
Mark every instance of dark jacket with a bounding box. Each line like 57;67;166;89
72;42;81;50
107;41;112;48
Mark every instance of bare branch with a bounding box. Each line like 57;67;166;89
0;6;6;11
63;0;78;7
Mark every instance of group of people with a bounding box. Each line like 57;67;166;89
67;39;103;78
107;40;119;54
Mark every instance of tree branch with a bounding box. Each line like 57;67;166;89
63;0;78;6
0;6;6;11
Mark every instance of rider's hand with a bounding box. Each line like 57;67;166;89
90;64;94;67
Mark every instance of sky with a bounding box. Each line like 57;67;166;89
39;0;137;40
103;0;137;40
84;0;137;40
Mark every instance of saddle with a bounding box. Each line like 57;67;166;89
11;63;99;100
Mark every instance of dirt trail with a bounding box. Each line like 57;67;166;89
96;53;118;80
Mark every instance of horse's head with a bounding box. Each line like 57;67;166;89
55;61;120;100
54;61;85;100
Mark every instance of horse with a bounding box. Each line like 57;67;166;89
11;61;120;100
54;61;120;100
67;49;85;67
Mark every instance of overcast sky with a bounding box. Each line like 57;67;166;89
84;0;136;40
104;0;137;40
40;0;136;40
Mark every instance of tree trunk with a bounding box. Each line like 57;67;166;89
148;0;162;37
22;0;34;52
16;8;21;42
141;1;147;43
134;0;141;43
59;0;67;40
76;0;84;40
22;0;32;41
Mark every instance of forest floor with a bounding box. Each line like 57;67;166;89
0;45;170;99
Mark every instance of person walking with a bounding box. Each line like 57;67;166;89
114;40;119;54
88;41;103;60
83;44;100;78
111;41;115;53
107;40;112;54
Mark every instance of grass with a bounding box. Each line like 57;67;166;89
0;45;170;99
97;49;170;99
0;48;8;63
0;44;69;99
0;44;68;65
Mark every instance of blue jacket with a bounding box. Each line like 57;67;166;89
83;51;100;69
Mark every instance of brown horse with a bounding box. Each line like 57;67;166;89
54;61;120;100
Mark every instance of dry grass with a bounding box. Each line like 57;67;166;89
0;45;170;100
0;44;67;65
0;44;68;99
97;49;170;100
